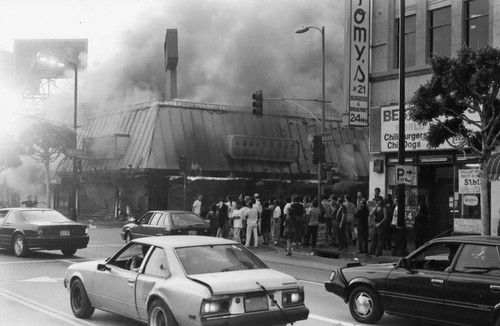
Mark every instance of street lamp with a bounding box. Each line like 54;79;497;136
36;53;79;220
295;25;326;202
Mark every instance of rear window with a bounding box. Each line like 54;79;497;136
22;210;71;223
171;213;207;227
176;244;268;275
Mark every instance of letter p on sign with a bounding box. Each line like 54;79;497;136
396;165;415;185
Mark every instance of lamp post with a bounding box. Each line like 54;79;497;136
295;25;326;201
36;54;79;220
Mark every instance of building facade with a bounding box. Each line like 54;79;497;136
368;0;500;236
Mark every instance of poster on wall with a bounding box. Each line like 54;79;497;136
458;169;481;194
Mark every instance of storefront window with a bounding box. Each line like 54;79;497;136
453;166;482;234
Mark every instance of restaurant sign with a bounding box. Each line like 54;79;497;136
226;135;299;162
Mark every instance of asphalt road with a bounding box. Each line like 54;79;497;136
0;227;420;326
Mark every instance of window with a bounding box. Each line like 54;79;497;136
143;247;169;277
149;212;163;225
395;15;416;68
110;243;151;271
409;242;458;271
429;6;451;58
454;244;500;276
138;212;153;225
171;213;206;227
465;0;489;49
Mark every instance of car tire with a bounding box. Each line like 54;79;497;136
125;231;132;243
70;279;95;319
148;299;177;326
348;285;384;324
61;248;77;256
12;234;28;257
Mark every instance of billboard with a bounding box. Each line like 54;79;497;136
14;39;88;79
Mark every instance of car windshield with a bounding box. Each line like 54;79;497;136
176;244;268;275
171;213;206;227
22;210;71;223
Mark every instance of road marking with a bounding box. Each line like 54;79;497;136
0;258;103;265
21;276;64;283
0;288;98;326
309;313;358;325
87;244;123;247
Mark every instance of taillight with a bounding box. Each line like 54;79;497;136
200;298;230;317
282;289;304;307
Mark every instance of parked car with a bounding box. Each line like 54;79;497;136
325;235;500;326
65;235;309;325
121;210;210;242
0;207;89;257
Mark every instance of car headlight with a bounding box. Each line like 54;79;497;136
329;271;336;281
200;298;230;317
282;289;304;307
85;227;89;235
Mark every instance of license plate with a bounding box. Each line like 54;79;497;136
244;295;268;312
188;230;197;235
60;230;70;236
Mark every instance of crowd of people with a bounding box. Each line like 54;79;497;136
192;188;429;256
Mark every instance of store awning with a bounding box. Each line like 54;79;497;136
485;153;500;181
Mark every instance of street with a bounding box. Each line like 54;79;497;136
0;227;416;326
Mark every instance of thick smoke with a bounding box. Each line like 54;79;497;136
82;0;345;116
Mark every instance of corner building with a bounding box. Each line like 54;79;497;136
368;0;500;236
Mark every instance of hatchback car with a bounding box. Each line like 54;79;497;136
65;236;309;326
325;236;500;326
0;207;89;257
121;210;210;242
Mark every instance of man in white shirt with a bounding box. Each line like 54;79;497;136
231;202;243;243
245;200;260;248
192;195;202;216
272;199;282;245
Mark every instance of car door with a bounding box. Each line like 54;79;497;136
131;212;154;239
93;242;149;318
0;209;12;247
135;246;170;319
144;212;164;236
386;242;453;321
445;244;500;326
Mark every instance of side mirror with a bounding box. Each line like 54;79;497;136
97;263;111;272
397;258;410;269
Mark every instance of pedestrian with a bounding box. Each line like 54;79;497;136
283;207;296;256
329;195;339;246
192;194;202;216
271;199;282;245
260;201;272;244
239;198;250;244
384;195;395;249
253;193;262;214
207;204;218;237
368;197;388;256
216;198;229;238
291;195;306;246
335;196;348;251
391;197;408;256
226;195;236;238
355;191;366;210
372;187;381;201
282;196;292;238
414;200;428;249
355;199;369;254
245;199;260;248
304;198;321;250
231;201;243;243
344;194;356;244
321;195;333;243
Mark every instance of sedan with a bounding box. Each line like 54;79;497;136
65;236;309;326
325;235;500;326
0;207;89;257
121;210;210;242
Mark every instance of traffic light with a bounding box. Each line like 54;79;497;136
252;90;263;116
312;135;324;164
179;155;187;172
74;157;82;173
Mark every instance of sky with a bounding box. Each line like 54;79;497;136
1;0;346;121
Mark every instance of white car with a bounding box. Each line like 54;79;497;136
64;236;309;326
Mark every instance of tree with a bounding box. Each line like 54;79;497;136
19;122;75;208
410;46;500;235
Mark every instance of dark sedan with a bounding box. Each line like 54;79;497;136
0;208;89;257
121;210;210;242
325;236;500;326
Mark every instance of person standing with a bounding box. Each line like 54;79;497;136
216;198;229;238
192;195;202;216
414;200;428;249
260;201;272;245
207;204;218;237
239;199;250;244
344;194;356;244
369;197;388;256
355;200;369;254
291;195;306;246
245;200;260;248
283;207;296;256
356;191;366;209
304;198;321;250
271;199;282;245
335;196;348;251
329;195;339;246
231;201;243;243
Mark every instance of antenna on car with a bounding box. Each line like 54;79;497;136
256;281;293;325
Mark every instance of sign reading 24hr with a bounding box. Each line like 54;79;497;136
348;0;370;127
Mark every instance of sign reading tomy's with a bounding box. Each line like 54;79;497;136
347;0;370;127
380;105;458;152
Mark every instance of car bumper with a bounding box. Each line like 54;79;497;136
27;236;89;250
324;274;348;302
201;305;309;326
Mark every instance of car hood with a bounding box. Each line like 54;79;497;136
342;262;396;279
188;269;301;295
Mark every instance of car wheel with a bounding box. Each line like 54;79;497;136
12;234;28;257
148;299;177;326
348;285;384;324
70;279;95;318
125;231;132;243
61;248;77;256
